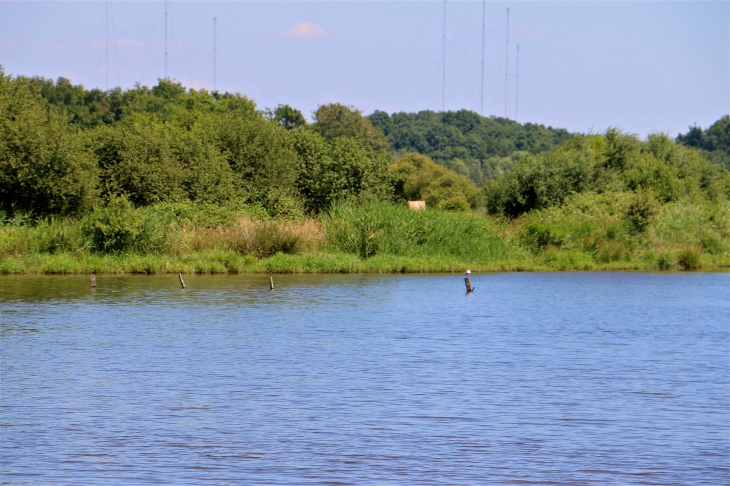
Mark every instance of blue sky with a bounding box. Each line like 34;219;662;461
1;1;727;137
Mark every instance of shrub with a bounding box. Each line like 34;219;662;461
677;246;702;270
391;153;483;209
595;240;629;263
0;71;98;215
438;196;471;211
520;223;566;253
485;146;595;216
293;129;392;213
625;189;659;233
657;252;673;270
90;197;143;252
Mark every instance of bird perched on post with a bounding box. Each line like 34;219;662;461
463;269;471;275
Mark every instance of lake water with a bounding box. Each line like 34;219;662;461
1;272;728;485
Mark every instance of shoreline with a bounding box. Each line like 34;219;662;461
2;252;728;275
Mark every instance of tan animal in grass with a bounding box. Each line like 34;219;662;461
407;201;426;211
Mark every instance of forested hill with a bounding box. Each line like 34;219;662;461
369;109;572;182
676;116;730;170
25;75;572;184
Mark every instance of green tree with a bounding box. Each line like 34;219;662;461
0;72;97;215
291;128;391;213
390;153;483;210
272;104;307;130
313;103;389;153
369;109;573;184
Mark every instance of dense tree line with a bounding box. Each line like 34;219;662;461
2;71;727;221
0;72;483;216
676;116;730;170
484;129;730;220
369;109;572;184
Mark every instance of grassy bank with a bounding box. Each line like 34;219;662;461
1;199;728;274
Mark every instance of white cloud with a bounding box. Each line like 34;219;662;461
281;22;332;39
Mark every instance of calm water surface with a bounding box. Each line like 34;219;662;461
1;272;728;484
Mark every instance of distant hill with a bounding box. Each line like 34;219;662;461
368;109;573;184
676;116;730;170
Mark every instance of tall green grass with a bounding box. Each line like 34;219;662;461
1;197;728;274
322;201;508;262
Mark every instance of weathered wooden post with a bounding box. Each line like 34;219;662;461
179;273;186;290
464;277;474;292
90;274;97;288
269;276;274;291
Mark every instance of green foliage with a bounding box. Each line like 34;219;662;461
322;200;507;261
485;144;595;216
25;75;258;129
625;189;659;233
314;103;389;153
369;109;572;184
677;116;730;170
210;112;301;212
390;153;484;209
270;104;307;130
0;71;98;215
485;130;730;217
677;246;702;270
291;128;391;213
90;196;143;252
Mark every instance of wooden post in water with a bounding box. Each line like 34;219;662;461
179;273;186;290
464;277;474;293
269;276;274;291
90;274;97;288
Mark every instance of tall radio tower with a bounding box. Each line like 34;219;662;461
164;0;168;79
504;8;509;118
105;0;109;90
213;17;217;91
480;0;486;116
442;0;447;112
515;44;520;122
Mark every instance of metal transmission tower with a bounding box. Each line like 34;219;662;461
213;17;217;91
515;44;520;122
504;8;509;118
105;0;109;90
164;0;168;79
442;0;447;112
480;0;486;116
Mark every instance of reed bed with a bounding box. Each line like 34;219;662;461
1;200;728;274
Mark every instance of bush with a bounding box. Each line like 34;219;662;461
438;196;471;211
520;223;566;253
391;153;483;209
625;189;659;233
595;240;629;263
90;197;143;252
677;246;702;270
657;252;673;270
485;145;595;216
0;71;97;215
293;129;392;213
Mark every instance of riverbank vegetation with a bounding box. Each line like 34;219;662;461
1;70;728;274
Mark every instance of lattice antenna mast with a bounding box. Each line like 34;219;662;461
105;0;109;90
515;44;520;122
442;0;447;112
504;8;509;118
164;0;168;79
480;0;486;116
213;17;217;91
